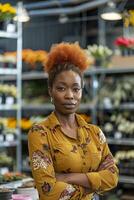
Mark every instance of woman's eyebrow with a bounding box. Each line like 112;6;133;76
56;81;66;85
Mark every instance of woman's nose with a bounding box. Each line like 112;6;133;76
65;89;74;98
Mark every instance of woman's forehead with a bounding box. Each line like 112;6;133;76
54;70;81;84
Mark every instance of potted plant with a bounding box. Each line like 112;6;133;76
0;188;14;200
86;44;113;67
114;36;134;56
0;3;16;31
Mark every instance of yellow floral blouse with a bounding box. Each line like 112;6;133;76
28;112;118;200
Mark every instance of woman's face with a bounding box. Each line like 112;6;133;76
50;70;82;115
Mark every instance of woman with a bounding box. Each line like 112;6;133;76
28;43;118;200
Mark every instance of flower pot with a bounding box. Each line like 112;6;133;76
12;194;32;200
94;58;102;67
0;189;14;200
0;191;12;200
0;20;16;32
0;20;8;31
121;49;129;56
0;21;4;30
17;187;39;200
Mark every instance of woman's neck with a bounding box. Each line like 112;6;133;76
54;111;77;128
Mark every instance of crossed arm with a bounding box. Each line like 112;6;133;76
56;154;115;189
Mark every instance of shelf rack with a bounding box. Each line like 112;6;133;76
0;2;22;171
0;31;18;39
87;67;134;187
107;138;134;146
0;104;18;110
84;67;134;75
0;68;18;75
119;175;134;184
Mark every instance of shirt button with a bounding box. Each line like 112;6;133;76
81;156;84;159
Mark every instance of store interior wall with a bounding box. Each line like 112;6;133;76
1;0;132;52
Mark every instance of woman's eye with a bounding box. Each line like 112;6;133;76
73;88;81;92
57;87;65;91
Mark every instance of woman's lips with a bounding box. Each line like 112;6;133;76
63;103;76;109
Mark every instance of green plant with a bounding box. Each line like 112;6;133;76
86;44;113;67
86;44;113;59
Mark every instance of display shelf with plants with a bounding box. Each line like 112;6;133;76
0;172;32;187
74;44;134;189
0;2;22;172
94;72;134;189
115;150;134;177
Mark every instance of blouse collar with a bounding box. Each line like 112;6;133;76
43;111;90;130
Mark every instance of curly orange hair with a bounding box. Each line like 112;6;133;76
45;42;90;73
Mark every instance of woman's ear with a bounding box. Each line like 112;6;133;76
48;87;53;104
48;87;52;97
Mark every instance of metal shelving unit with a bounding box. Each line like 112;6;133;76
0;104;18;110
84;67;134;75
88;67;134;188
0;69;48;81
119;175;134;184
0;3;22;171
107;138;134;146
98;103;134;110
0;141;19;148
0;31;18;39
0;68;18;74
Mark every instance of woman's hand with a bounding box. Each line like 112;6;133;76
56;173;68;182
56;173;91;194
97;154;114;171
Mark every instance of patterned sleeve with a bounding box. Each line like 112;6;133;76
28;124;86;200
86;126;119;194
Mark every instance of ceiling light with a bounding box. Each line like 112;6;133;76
14;7;30;22
101;1;122;21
